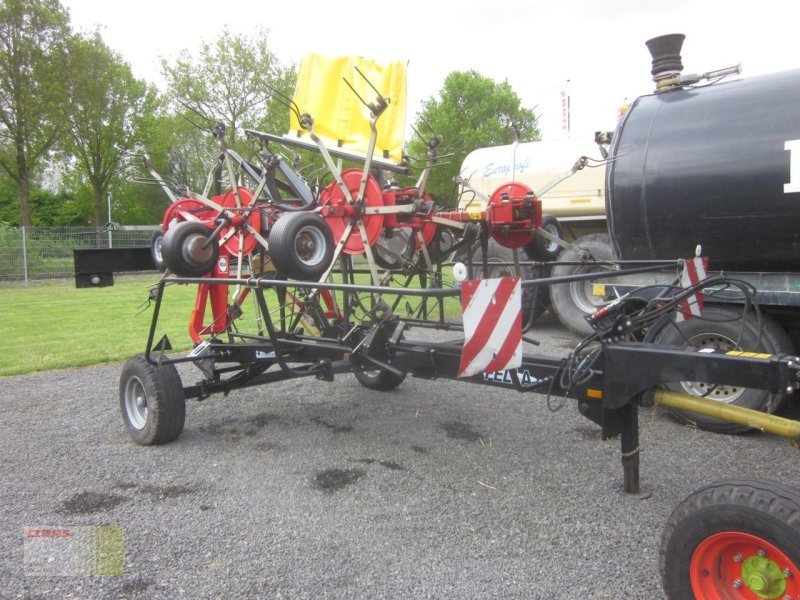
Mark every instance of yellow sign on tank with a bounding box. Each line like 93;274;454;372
289;54;407;164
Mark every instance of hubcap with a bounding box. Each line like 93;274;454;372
182;233;215;267
679;333;745;403
690;532;798;599
295;226;326;266
124;376;148;430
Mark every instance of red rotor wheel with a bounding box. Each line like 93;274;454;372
487;181;539;249
320;169;384;255
162;198;216;230
217;187;261;256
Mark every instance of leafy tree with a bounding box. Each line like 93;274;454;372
161;28;297;150
62;32;147;226
406;70;540;205
0;0;69;227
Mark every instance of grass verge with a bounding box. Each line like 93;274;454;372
0;276;197;377
0;274;463;377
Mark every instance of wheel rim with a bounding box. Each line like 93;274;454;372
152;236;163;263
568;266;609;313
691;531;799;599
182;233;216;268
541;223;561;254
678;333;745;403
295;225;327;267
123;376;148;430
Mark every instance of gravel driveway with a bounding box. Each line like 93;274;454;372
2;312;799;599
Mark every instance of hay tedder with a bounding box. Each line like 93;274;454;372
75;53;800;598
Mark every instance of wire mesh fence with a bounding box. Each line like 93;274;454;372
0;225;159;283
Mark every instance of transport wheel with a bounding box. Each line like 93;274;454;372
470;240;549;326
119;355;185;445
550;233;615;336
525;214;563;262
653;305;794;434
150;230;166;272
660;478;800;599
269;212;334;280
161;221;219;277
354;368;406;391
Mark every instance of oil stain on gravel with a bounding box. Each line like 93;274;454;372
140;484;199;500
440;420;484;442
314;468;365;492
379;460;404;471
58;491;128;515
122;577;155;594
201;412;276;439
311;417;353;434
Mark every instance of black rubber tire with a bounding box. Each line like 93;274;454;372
660;478;800;599
269;212;334;280
550;233;615;336
525;214;563;261
470;240;549;326
653;304;794;434
150;230;166;272
354;368;406;391
119;355;185;445
161;221;219;277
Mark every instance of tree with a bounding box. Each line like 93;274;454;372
406;70;540;205
0;0;69;227
62;32;147;226
161;28;297;150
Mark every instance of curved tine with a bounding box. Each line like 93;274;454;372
176;100;215;132
265;82;302;123
342;76;370;110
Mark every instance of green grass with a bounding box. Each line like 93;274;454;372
0;276;198;377
0;273;463;377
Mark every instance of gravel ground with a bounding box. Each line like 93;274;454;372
2;311;800;599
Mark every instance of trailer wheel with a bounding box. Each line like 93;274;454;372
161;221;219;277
471;240;549;326
653;305;793;433
354;368;406;391
150;230;166;272
120;355;185;445
269;212;334;280
526;214;563;262
660;478;800;600
550;233;615;336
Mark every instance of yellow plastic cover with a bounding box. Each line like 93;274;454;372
289;54;407;164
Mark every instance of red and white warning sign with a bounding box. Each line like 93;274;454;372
459;277;522;377
676;256;709;322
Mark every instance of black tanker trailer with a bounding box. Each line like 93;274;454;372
550;34;800;433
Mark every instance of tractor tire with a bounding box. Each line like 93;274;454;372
269;212;334;280
161;221;219;277
550;233;615;336
652;305;794;434
660;478;800;599
525;214;563;262
119;355;185;445
470;240;549;327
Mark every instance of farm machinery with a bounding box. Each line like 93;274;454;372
77;48;800;599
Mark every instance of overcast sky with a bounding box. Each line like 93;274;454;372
62;0;799;142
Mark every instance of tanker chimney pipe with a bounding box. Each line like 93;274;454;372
646;33;685;91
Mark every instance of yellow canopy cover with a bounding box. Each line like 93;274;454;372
289;54;407;164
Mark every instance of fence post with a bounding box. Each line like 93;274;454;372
21;226;29;286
